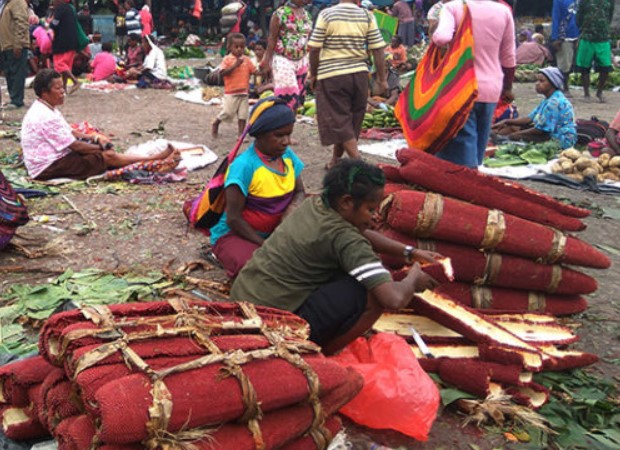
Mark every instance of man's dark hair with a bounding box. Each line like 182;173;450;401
34;69;62;97
102;42;113;52
255;40;268;49
322;159;385;209
227;33;246;48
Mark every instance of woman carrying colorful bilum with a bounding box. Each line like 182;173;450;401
260;0;313;111
208;98;306;279
231;159;443;355
432;0;516;169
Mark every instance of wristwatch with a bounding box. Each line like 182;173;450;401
403;245;415;263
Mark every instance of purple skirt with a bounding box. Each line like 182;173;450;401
0;224;15;251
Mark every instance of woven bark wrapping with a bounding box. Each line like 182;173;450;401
39;299;310;366
57;371;360;450
0;356;55;407
396;148;591;219
380;229;598;295
383;190;610;269
41;299;356;449
436;282;588;316
377;163;404;183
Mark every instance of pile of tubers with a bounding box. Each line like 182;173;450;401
551;149;620;182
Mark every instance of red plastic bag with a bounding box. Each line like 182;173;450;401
331;333;440;440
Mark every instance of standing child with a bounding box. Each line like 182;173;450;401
250;40;273;98
212;33;258;138
115;6;127;56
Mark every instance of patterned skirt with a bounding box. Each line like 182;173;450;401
0;223;15;251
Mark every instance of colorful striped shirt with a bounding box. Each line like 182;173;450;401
308;3;386;81
209;144;304;245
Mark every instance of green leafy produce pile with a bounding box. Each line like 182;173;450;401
163;45;206;60
362;105;400;129
483;141;562;167
529;370;620;449
0;269;174;356
569;69;620;89
515;64;544;83
168;65;195;79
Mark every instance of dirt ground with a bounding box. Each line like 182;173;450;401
0;72;619;449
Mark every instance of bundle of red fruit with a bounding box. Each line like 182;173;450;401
1;299;363;449
378;149;610;316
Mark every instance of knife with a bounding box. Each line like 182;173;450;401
409;326;435;359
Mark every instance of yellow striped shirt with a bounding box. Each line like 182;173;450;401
308;3;386;80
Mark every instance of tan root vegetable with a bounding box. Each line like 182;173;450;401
575;157;594;171
609;156;620;168
582;167;598;178
561;149;581;161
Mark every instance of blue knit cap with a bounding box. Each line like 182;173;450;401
248;97;296;137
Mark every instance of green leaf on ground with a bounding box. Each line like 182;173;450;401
440;387;477;406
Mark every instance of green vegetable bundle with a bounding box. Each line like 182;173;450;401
164;45;206;60
362;105;400;130
483;141;562;168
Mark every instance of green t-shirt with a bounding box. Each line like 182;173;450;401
230;196;392;312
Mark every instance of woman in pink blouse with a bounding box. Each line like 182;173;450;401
432;0;516;168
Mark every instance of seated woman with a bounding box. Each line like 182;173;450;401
209;98;305;278
126;35;168;86
368;60;401;109
21;69;179;181
492;67;577;149
602;109;620;156
230;159;442;354
117;33;145;81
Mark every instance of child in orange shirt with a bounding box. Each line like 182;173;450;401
212;34;258;138
385;35;407;72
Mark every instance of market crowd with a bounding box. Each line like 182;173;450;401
2;0;620;353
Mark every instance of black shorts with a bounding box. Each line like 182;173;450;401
295;276;367;346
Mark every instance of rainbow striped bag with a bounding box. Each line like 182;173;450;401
395;2;478;154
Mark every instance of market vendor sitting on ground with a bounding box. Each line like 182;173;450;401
209;98;305;279
385;36;410;73
230;159;441;355
492;67;577;149
21;69;180;181
368;59;401;109
125;35;168;86
602;109;620;156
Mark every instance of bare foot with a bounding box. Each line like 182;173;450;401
596;92;606;103
154;144;178;161
67;82;81;95
324;158;340;171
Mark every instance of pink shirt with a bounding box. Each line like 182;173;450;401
433;0;516;103
516;41;552;65
21;100;74;178
139;8;154;36
91;51;117;81
32;26;52;55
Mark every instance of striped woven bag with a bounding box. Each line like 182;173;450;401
395;1;478;154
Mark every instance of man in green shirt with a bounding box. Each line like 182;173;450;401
230;160;441;354
575;0;615;102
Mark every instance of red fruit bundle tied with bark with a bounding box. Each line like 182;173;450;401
436;282;588;316
39;299;310;365
58;370;361;450
382;191;610;268
40;369;82;433
0;356;54;407
383;182;414;197
395;148;591;219
411;291;548;371
380;229;598;295
377;163;405;183
1;406;49;441
92;352;349;444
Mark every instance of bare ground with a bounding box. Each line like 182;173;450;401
0;75;618;449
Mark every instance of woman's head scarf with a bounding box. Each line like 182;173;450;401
248;97;296;137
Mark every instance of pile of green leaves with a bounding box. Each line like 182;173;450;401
0;269;174;356
484;141;562;168
168;65;195;80
569;69;620;89
527;370;620;449
164;45;205;59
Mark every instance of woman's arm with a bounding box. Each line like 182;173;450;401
68;140;104;155
260;13;280;70
363;229;443;264
224;185;265;245
371;263;438;310
509;126;549;142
